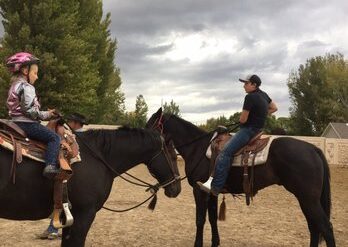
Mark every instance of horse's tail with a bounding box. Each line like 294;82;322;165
315;147;331;219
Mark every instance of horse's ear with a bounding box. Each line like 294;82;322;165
155;107;163;116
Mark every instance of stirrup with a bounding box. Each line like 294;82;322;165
197;176;213;193
52;202;74;228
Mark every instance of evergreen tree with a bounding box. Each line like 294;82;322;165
120;95;148;128
77;0;125;123
163;99;180;116
0;0;99;117
0;0;124;123
134;94;148;127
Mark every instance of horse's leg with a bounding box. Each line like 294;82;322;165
207;195;220;247
193;186;208;247
299;199;336;247
61;208;96;247
307;221;320;247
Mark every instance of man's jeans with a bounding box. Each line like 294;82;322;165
211;126;260;192
15;122;60;166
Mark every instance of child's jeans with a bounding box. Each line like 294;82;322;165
15;122;60;166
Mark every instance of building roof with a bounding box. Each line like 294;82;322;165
321;122;348;139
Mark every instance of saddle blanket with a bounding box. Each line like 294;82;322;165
206;134;276;167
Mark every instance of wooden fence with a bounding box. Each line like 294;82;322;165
83;125;348;168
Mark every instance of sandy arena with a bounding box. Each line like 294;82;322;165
0;160;347;247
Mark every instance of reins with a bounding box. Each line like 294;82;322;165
151;113;240;181
102;193;157;212
78;133;152;187
76;132;179;212
177;123;241;180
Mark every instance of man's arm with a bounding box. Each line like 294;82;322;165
239;110;249;124
268;101;278;115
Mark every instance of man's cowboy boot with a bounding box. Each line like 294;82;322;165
197;176;213;193
43;165;60;179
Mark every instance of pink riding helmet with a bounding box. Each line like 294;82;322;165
6;52;40;73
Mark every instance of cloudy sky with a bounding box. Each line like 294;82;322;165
1;1;346;124
102;0;348;124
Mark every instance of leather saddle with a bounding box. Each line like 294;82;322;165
209;130;271;206
0;119;27;138
0;119;80;228
0;119;46;163
0;119;79;166
210;131;270;162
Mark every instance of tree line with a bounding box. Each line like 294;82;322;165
0;1;347;135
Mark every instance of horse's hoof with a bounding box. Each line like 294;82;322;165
212;237;220;247
194;242;203;247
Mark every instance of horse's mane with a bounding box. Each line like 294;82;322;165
165;114;207;134
81;127;161;153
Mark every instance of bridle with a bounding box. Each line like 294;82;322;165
151;113;240;148
146;135;181;191
149;113;240;179
150;113;212;149
77;132;180;212
150;111;166;135
150;114;210;181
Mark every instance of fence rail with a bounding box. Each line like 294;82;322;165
270;135;348;167
81;125;348;168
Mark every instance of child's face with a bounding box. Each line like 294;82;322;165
28;64;39;84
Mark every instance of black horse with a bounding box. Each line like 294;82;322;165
147;108;335;247
0;127;181;247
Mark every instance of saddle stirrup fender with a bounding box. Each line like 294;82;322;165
52;179;74;228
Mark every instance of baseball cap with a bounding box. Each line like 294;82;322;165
239;74;262;86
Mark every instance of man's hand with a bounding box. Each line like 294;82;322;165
268;101;278;115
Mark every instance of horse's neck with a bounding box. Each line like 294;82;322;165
167;118;211;180
169;118;210;162
82;131;144;176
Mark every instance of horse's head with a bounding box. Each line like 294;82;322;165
146;107;174;142
146;107;164;130
144;130;181;198
147;107;208;143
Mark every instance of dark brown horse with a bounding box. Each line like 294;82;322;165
0;127;181;247
147;108;335;247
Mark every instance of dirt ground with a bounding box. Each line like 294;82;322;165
0;160;347;247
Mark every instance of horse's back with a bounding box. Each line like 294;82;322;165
270;137;323;163
268;137;325;194
271;136;316;149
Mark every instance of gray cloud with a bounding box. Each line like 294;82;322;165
1;1;346;123
103;0;348;122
